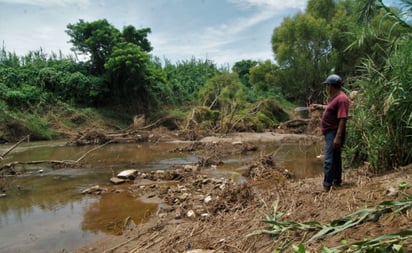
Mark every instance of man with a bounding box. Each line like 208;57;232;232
311;74;349;191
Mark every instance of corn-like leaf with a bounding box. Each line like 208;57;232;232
253;195;412;251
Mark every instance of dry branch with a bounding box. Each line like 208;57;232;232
0;140;113;172
0;135;30;161
138;118;163;130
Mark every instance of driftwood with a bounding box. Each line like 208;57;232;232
68;129;150;146
0;140;113;172
284;119;310;128
69;115;180;146
0;135;30;161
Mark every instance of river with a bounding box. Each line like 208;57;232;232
0;137;322;252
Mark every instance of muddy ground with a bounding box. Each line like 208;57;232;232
73;131;412;253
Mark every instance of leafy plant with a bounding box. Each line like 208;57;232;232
344;0;412;171
252;196;412;252
326;228;412;253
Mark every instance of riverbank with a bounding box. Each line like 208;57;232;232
1;114;411;252
73;133;412;253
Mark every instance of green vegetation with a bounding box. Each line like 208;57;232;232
0;20;291;142
0;0;411;173
252;195;412;252
343;0;412;171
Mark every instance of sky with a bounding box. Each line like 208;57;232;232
0;0;401;67
0;0;307;67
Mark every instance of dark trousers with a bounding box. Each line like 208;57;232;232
323;129;343;187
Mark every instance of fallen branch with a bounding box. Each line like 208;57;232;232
0;135;30;161
75;140;113;162
138;118;163;130
0;140;113;172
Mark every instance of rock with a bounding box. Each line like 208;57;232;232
186;210;195;218
204;195;212;204
82;185;104;194
184;164;198;171
202;178;211;184
180;192;190;200
0;193;7;198
158;204;174;212
110;177;126;185
117;169;138;179
155;170;165;175
385;187;398;197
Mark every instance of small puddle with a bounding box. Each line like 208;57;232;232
0;138;323;252
82;191;157;235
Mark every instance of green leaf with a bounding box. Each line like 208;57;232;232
392;244;402;251
292;243;306;253
399;181;410;190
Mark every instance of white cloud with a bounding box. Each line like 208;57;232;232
151;0;303;66
201;0;305;45
0;0;91;7
153;0;302;65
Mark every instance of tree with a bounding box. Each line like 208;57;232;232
66;19;152;75
105;42;152;112
66;19;164;112
199;72;245;113
66;19;121;74
249;60;279;92
272;12;332;104
306;0;337;21
163;58;219;106
122;26;152;52
232;59;257;87
270;0;405;105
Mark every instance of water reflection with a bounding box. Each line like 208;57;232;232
0;175;84;219
82;191;157;235
0;195;103;253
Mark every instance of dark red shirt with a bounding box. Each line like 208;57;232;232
321;91;349;134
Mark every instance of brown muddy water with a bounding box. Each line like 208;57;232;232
0;138;322;253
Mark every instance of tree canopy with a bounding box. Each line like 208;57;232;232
66;19;152;75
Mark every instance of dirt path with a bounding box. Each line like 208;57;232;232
74;133;412;253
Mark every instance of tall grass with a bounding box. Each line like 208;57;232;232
345;35;412;171
344;0;412;171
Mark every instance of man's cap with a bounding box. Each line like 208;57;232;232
323;74;342;86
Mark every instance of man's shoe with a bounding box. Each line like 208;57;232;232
332;182;341;187
323;185;331;192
